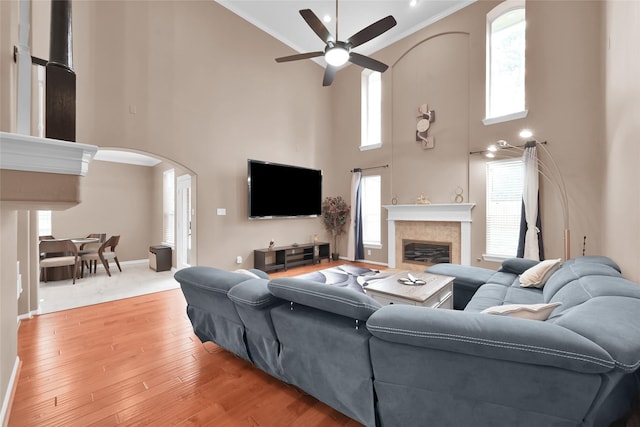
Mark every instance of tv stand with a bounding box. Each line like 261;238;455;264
254;242;330;272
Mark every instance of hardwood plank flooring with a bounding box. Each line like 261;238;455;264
9;260;369;427
10;260;640;426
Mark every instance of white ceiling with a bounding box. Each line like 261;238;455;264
216;0;476;64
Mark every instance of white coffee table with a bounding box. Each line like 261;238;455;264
365;270;454;308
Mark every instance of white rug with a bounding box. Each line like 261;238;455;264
37;261;180;314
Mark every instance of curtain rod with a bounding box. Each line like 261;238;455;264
469;140;547;155
350;164;389;173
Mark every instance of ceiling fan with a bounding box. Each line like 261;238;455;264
275;1;397;86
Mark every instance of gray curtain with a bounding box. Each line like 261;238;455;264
347;170;364;261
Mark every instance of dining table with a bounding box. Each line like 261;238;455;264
40;237;101;282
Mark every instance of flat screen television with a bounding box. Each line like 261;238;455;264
248;159;322;219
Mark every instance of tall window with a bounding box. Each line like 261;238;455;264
361;175;381;246
37;210;52;237
486;0;526;121
163;169;175;246
486;159;523;257
361;70;382;150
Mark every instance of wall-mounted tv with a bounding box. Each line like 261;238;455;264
248;159;322;219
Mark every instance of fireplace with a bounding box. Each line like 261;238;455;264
384;204;475;269
403;239;451;266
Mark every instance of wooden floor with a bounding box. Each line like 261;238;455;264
9;260;370;427
9;260;640;426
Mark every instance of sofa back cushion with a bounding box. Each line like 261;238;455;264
563;255;621;272
547;276;640;316
543;263;623;303
547;294;640;372
268;277;381;321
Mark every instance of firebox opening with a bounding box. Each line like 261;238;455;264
403;239;451;266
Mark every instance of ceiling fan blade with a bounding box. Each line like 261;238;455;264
300;9;333;43
323;65;338;87
346;15;397;48
275;51;324;63
349;52;389;73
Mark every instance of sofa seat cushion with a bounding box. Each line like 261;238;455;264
426;263;495;289
268;277;381;321
465;283;544;312
426;263;497;310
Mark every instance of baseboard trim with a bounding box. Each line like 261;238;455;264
339;257;388;268
90;259;169;271
17;310;38;321
1;356;21;427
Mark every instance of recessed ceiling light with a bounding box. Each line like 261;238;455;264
519;129;533;138
409;0;418;7
323;14;331;23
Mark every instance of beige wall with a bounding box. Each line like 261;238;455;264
603;0;640;282
51;160;154;262
0;209;19;424
331;0;605;267
3;0;640;417
0;1;20;421
67;0;334;270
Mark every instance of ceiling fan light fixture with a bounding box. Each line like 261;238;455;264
325;45;349;67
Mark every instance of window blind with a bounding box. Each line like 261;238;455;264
486;159;523;257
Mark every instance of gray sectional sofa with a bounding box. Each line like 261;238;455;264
174;256;640;427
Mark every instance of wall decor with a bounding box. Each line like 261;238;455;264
454;186;464;203
416;194;431;204
416;103;435;149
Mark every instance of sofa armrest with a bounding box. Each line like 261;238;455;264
499;257;540;275
366;305;615;374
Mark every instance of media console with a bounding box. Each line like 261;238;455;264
254;242;330;272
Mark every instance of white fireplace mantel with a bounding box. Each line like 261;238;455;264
384;203;475;267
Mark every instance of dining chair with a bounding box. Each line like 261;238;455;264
39;239;80;284
81;235;122;277
78;233;107;272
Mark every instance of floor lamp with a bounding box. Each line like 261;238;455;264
471;131;570;260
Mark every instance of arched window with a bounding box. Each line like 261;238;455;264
484;0;527;124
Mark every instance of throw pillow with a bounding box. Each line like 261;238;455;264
481;302;562;321
234;269;262;279
519;258;562;288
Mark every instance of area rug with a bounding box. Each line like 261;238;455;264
294;264;392;293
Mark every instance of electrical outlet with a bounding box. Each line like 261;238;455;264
236;256;242;264
367;249;372;256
